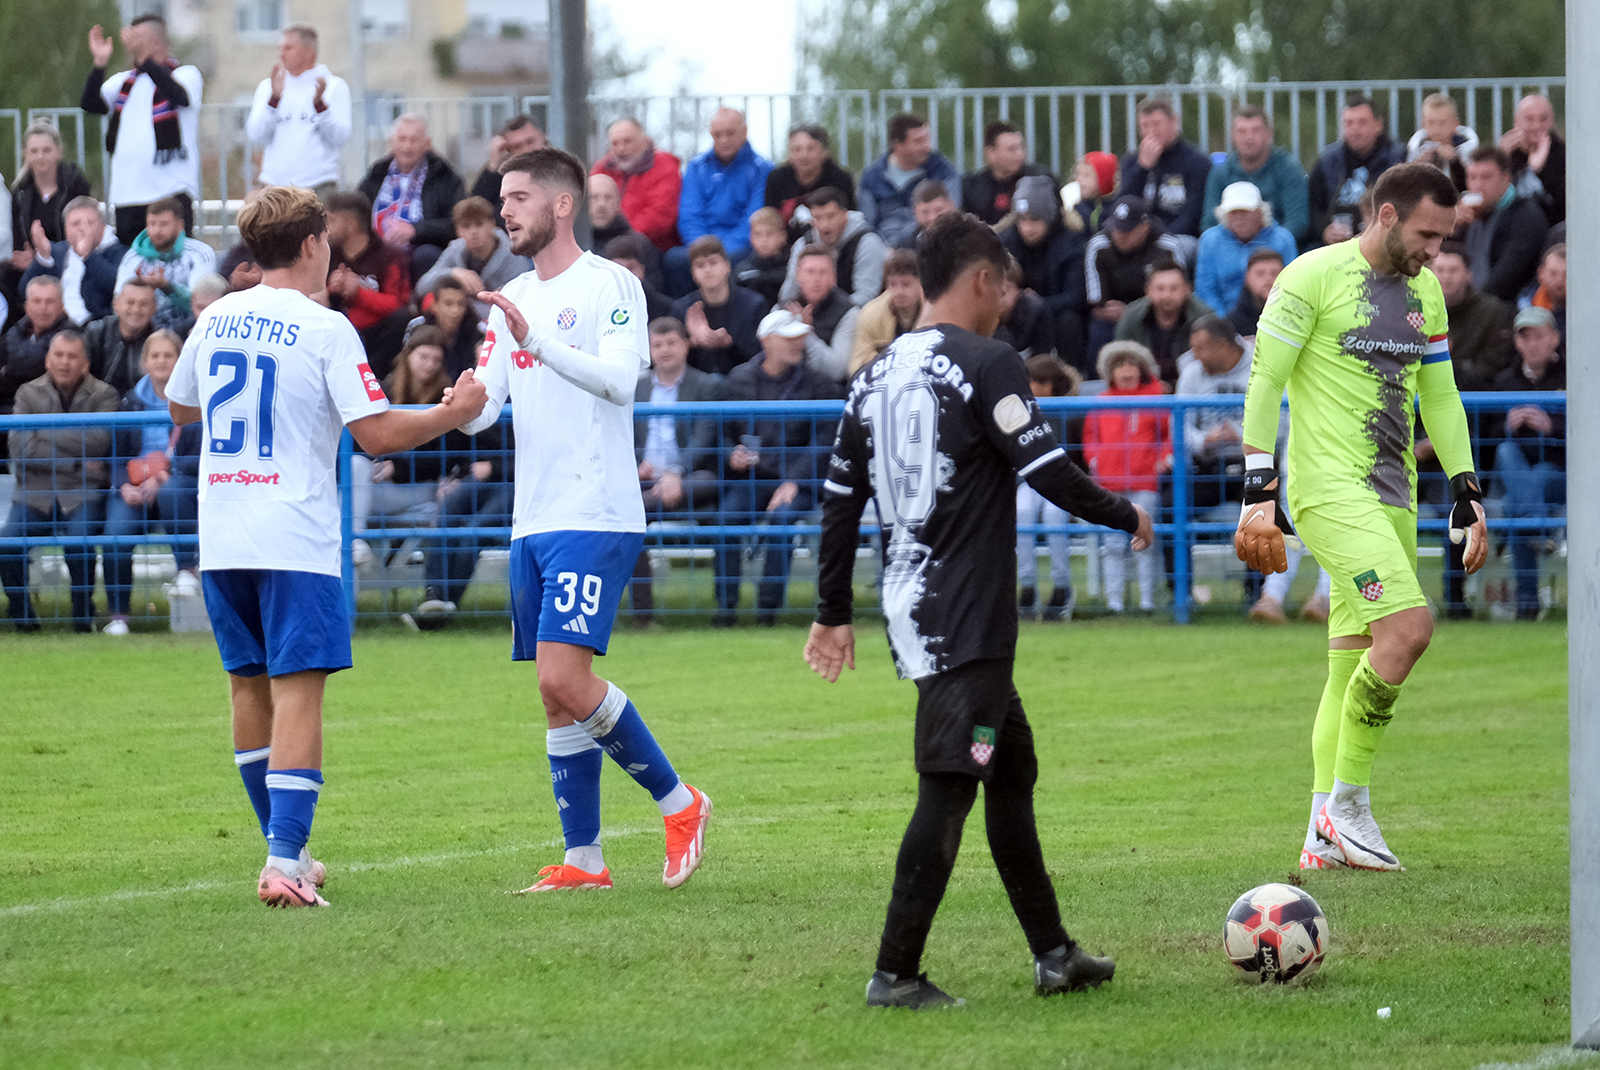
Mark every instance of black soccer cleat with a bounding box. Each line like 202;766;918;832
1034;943;1116;995
865;970;966;1009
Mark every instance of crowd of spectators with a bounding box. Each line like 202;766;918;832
0;25;1571;625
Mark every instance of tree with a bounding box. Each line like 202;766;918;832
0;0;120;115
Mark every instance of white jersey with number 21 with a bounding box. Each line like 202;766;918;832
166;285;390;577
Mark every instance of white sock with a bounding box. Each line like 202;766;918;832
1305;792;1330;847
266;852;303;878
564;843;604;873
656;781;694;816
1331;778;1369;810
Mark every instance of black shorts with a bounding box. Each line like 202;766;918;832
913;658;1031;782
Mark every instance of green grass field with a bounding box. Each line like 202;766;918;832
0;620;1579;1069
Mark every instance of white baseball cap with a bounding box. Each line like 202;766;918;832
1217;181;1264;216
758;308;812;339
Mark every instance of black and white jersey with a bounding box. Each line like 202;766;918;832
818;324;1138;680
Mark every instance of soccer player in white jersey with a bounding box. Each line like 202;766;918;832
462;148;711;893
166;187;488;907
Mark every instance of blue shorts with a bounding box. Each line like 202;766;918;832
509;530;643;661
202;569;353;678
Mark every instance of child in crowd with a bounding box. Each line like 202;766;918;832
1083;342;1169;612
1406;92;1478;191
1016;353;1081;621
733;208;790;310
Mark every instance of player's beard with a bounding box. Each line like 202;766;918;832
1383;228;1425;278
511;205;557;258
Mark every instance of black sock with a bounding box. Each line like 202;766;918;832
876;772;978;977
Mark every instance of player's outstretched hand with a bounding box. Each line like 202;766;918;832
1453;499;1489;574
1235;499;1290;575
804;623;855;683
479;291;531;350
442;368;489;424
1129;503;1155;553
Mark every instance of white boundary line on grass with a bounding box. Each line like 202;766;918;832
1474;1047;1600;1070
0;820;682;917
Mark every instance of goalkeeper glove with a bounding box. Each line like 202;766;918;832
1448;472;1486;569
1234;455;1297;575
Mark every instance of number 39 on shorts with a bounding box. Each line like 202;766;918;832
554;572;602;616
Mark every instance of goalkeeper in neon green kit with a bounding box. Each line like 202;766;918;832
1235;163;1488;871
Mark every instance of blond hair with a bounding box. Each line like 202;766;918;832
238;186;327;270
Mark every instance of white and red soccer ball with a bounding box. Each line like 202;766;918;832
1224;883;1329;983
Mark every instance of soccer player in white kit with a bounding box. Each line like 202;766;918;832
166;187;488;907
463;148;711;893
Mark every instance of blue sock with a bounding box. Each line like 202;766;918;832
264;768;323;868
234;746;272;838
548;724;602;851
578;683;685;806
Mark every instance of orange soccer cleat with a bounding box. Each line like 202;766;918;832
662;785;712;889
514;864;613;893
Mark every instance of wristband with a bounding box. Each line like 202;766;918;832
1241;457;1280;505
1245;453;1274;471
1449;472;1482;504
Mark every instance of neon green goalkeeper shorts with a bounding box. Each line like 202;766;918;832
1292;498;1428;640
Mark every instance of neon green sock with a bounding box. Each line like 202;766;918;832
1312;649;1363;794
1332;650;1403;787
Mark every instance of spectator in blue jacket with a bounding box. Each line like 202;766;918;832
664;109;773;296
858;114;963;250
1194;182;1297;321
1119;96;1212;239
1201;106;1309;247
19;197;126;325
1307;95;1406;248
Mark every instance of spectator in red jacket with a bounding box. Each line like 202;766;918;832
1083;341;1170;612
325;190;412;378
591;118;682;253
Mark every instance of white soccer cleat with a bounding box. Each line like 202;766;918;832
1317;799;1402;871
103;617;130;636
1299;841;1347;870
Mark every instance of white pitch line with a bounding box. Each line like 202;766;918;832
1474;1047;1600;1070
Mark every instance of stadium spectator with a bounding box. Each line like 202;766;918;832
415;468;513;627
993;258;1055;359
1489;306;1565;620
592;118;682;253
604;235;673;322
356;113;467;279
1202;105;1309;246
416;196;531;321
1119;95;1211;239
1;330;118;631
849;249;923;375
666;109;772;293
733;208;790;309
1083;341;1169;613
114;197;216;332
785;246;859;383
669;236;766;377
1427;241;1513;392
1226;247;1283;338
1114;259;1213;386
589;175;662;293
1015;353;1080;621
19;196;125;325
1456;145;1548;302
412;276;485;378
81;15;203;244
217;230;263;293
713;308;843;626
766;124;856;240
102;328;196;634
779;187;887;309
899;180;959;250
0;276;74;416
963;121;1051;227
472;115;546;218
1174;314;1252;506
84;279;157;396
1529;243;1566;345
188;273;229;319
1406;92;1477;192
1194;182;1297;319
858;114;962;249
245;24;351;199
1085;195;1188;362
9;122;93;268
1308;95;1405;248
325;190;412;378
1000;174;1088;372
1072;151;1120;233
1499;93;1565;225
630;317;727;624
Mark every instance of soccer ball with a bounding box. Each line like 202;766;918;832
1223;883;1329;984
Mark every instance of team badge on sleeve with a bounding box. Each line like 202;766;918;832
478;329;496;368
609;307;630;326
1354;569;1384;602
993;394;1031;434
971;726;996;766
357;362;385;401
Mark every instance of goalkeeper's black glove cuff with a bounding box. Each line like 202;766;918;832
1242;463;1280;505
1449;472;1483;531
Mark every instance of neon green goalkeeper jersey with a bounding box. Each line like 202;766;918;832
1242;238;1473;512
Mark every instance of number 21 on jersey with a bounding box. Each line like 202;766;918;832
860;380;940;526
206;348;278;458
